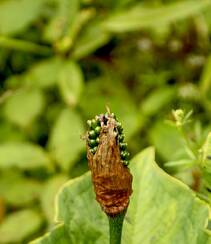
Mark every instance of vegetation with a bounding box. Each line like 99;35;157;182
0;0;211;243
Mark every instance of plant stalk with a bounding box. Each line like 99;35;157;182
108;210;126;244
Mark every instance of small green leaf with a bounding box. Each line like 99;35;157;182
24;58;63;89
41;175;67;223
102;0;211;32
149;121;188;161
0;142;51;170
4;88;44;128
140;86;176;116
48;108;84;171
165;159;195;173
0;0;45;35
72;23;110;59
58;60;84;106
0;209;43;243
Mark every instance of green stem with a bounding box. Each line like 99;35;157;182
108;211;126;244
0;36;52;55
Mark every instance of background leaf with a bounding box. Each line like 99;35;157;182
0;0;45;35
4;88;45;128
103;0;211;32
0;209;43;243
58;60;84;106
0;142;51;170
48;108;84;171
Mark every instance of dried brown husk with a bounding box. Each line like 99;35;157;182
87;117;132;216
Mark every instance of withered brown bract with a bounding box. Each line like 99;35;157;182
87;116;132;217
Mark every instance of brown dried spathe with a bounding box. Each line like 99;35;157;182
87;117;132;216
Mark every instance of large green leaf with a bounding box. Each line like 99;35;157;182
33;148;211;243
0;142;51;170
41;175;67;223
31;224;71;244
48;108;84;171
0;209;43;243
4;88;45;128
0;0;45;35
122;148;211;244
55;172;108;244
102;0;211;32
58;60;84;106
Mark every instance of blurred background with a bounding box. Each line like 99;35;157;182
1;0;211;243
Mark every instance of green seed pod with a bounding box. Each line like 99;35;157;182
91;119;98;129
89;130;96;139
117;122;123;133
120;142;127;150
90;147;97;154
89;139;98;148
123;160;129;166
87;120;92;127
121;151;129;160
95;126;101;135
118;134;124;142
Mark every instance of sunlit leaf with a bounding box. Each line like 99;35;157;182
103;0;211;32
0;142;51;170
0;0;45;35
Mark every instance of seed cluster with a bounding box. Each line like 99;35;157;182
87;117;101;155
116;120;130;166
87;112;130;167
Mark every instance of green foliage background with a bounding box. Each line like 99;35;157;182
1;0;211;243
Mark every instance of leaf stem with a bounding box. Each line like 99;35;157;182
108;211;126;244
0;36;52;55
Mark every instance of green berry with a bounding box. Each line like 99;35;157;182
89;139;97;148
117;122;123;133
87;120;92;127
90;147;97;154
118;134;124;142
120;142;127;150
96;137;100;144
95;126;101;135
123;160;129;166
91;119;98;129
121;151;129;160
89;130;96;139
111;113;116;119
